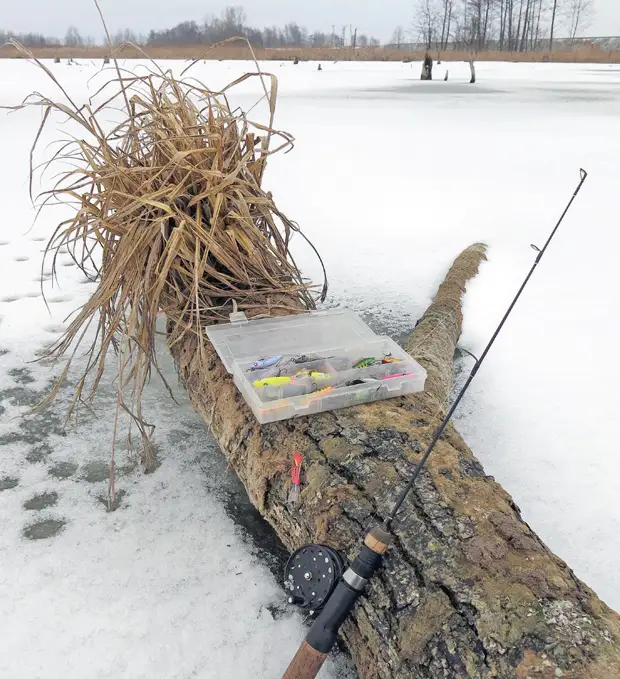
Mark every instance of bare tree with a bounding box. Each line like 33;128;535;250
415;0;440;48
565;0;594;42
533;0;544;49
65;26;84;47
439;0;454;49
519;0;533;52
390;26;406;49
472;0;495;51
222;6;246;34
284;23;306;46
499;0;506;49
111;29;138;46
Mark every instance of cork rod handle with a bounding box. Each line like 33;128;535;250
282;641;328;679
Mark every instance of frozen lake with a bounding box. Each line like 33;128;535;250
0;57;618;678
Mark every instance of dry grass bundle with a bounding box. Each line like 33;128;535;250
6;39;326;477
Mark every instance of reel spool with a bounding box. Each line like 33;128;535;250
283;544;345;612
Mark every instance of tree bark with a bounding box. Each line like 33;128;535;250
170;244;620;679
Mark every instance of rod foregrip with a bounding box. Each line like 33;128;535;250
282;641;328;679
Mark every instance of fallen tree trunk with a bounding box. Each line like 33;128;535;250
171;243;620;679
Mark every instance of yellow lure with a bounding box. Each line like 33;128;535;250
253;376;292;387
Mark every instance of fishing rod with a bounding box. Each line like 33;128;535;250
281;168;588;679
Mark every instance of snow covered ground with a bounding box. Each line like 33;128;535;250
0;57;619;677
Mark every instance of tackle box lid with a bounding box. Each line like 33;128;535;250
205;309;377;374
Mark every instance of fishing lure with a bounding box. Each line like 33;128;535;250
246;355;283;372
253;375;292;387
292;354;326;364
294;370;331;380
352;357;378;370
382;356;403;364
346;378;379;386
288;452;303;506
381;371;413;380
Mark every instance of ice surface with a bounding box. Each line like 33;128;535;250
0;56;618;678
0;59;355;679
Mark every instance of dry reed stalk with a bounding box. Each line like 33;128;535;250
4;38;327;478
2;43;619;64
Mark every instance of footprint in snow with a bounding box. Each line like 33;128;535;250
23;518;67;540
0;241;9;246
23;491;59;511
8;368;35;385
2;292;41;303
81;461;110;483
43;324;65;334
48;461;78;480
47;296;73;304
26;442;53;464
0;476;19;491
30;237;46;242
14;256;29;262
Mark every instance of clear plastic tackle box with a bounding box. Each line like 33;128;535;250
205;309;427;424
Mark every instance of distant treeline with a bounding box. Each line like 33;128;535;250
1;6;380;50
0;0;603;55
0;31;61;47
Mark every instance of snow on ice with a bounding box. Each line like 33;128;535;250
0;57;619;678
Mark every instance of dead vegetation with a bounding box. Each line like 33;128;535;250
4;39;326;477
1;43;619;64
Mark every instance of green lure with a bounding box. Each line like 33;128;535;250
353;357;377;369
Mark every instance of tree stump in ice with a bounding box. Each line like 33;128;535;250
421;52;433;81
469;59;476;84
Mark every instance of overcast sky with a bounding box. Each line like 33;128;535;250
4;0;619;42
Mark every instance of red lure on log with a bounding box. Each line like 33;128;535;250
288;452;303;506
